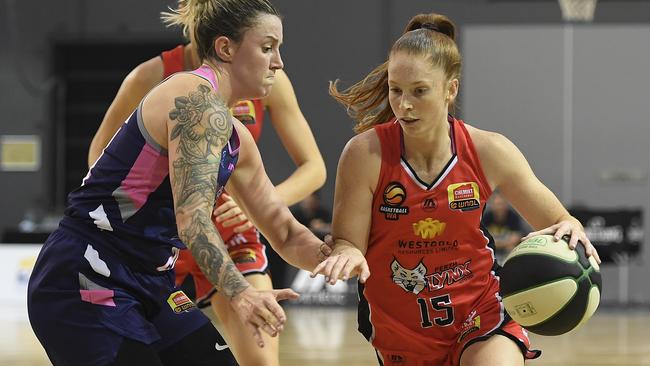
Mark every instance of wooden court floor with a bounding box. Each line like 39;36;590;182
2;305;649;366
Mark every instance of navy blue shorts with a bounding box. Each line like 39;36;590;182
28;228;230;366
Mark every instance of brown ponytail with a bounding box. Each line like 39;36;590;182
330;13;461;134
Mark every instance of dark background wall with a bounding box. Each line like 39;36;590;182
1;0;650;302
462;24;650;305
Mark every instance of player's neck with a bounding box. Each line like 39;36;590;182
202;61;235;107
402;119;451;166
184;43;201;71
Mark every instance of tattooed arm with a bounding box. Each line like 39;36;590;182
166;82;249;298
142;75;297;347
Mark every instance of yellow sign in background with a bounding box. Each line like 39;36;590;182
1;135;40;171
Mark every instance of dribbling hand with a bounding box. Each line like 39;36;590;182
229;286;299;348
523;220;601;264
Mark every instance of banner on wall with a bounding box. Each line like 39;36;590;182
569;208;643;263
0;245;41;306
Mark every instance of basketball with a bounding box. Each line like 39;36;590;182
499;235;602;336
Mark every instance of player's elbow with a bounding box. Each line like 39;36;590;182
312;158;327;189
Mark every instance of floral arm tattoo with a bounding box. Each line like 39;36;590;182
170;84;248;298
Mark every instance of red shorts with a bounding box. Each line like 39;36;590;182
363;277;541;366
375;318;540;366
174;217;268;307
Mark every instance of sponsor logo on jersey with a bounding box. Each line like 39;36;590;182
397;239;459;255
389;354;406;364
230;248;257;264
390;258;473;295
230;100;257;125
225;233;248;248
447;182;480;211
379;182;409;220
167;290;196;313
421;197;437;211
412;218;446;239
458;310;481;343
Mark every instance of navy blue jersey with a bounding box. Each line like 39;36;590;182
65;66;239;273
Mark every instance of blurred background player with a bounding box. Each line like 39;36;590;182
86;1;326;365
291;191;332;239
482;190;525;263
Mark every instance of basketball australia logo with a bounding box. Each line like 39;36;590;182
379;182;409;220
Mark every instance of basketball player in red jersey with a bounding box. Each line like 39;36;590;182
314;13;601;366
87;1;326;365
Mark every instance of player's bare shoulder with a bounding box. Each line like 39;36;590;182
141;73;224;148
465;122;529;189
464;123;513;160
146;73;217;118
343;128;381;162
339;128;382;190
118;57;166;99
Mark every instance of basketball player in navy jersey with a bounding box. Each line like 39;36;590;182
314;13;601;366
87;1;326;364
27;1;329;365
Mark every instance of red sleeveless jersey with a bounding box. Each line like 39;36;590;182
161;45;265;142
359;117;502;357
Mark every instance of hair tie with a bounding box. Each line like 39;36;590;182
420;22;440;32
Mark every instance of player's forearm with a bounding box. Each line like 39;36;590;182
274;160;326;206
332;237;367;256
177;210;250;298
274;219;325;271
258;206;323;271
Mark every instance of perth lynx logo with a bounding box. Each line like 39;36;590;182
412;218;446;239
391;259;427;295
391;258;473;294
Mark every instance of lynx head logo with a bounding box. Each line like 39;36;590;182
391;258;427;295
412;218;446;239
384;182;406;206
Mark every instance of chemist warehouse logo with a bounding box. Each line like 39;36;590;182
447;182;480;211
167;291;196;313
379;182;409;220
